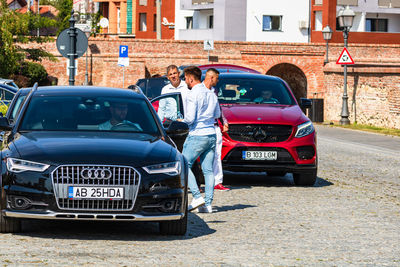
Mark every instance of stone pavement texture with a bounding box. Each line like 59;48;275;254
0;125;399;266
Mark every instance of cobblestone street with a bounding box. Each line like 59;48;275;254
1;125;399;266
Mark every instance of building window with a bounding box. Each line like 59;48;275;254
366;18;388;32
139;0;147;6
153;14;157;32
139;13;147;31
208;15;213;29
262;15;282;31
186;16;193;29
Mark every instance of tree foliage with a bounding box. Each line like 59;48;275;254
0;0;56;80
54;0;73;34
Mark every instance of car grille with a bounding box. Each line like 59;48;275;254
228;124;293;143
51;165;140;211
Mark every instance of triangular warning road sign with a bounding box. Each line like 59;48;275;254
336;47;354;65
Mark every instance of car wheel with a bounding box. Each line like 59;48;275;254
0;212;21;233
293;170;317;187
159;211;188;236
267;171;287;177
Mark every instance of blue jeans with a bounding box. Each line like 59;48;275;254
182;134;216;206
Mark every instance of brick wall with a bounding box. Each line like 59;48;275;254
30;36;400;129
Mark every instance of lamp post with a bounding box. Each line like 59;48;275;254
337;5;355;125
322;25;332;65
68;10;78;86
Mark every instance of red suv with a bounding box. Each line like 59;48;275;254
215;73;317;186
150;72;317;186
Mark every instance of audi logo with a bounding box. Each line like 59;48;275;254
80;168;112;179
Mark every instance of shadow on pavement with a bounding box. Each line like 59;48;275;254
214;204;257;213
15;212;215;241
222;171;333;189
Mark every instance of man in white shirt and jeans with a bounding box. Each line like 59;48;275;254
202;68;230;191
182;66;221;213
158;65;188;121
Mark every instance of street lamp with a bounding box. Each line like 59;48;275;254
337;5;355;125
322;25;332;65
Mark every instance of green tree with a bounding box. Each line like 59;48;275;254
54;0;73;34
0;0;56;81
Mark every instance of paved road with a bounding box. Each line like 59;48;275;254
0;125;399;266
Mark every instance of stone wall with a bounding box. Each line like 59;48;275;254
31;36;400;128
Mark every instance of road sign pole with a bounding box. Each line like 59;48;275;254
340;29;350;125
123;66;125;88
68;10;77;86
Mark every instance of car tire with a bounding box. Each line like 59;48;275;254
267;171;287;177
159;211;188;236
0;212;21;233
293;171;317;187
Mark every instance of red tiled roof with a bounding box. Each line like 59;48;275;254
15;4;58;16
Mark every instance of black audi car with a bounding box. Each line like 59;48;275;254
0;85;189;235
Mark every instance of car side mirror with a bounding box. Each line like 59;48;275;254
0;117;12;131
300;98;312;109
165;120;189;137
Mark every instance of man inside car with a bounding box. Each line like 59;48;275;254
254;89;279;104
99;101;142;131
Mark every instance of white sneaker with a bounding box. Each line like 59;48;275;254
198;205;212;213
188;197;205;211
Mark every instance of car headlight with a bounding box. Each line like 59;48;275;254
295;121;315;138
143;161;181;176
7;158;50;173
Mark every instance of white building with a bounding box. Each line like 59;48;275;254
342;0;400;33
313;0;400;33
176;0;311;42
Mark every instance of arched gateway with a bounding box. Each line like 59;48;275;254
266;63;307;102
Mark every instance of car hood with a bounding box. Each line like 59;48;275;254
11;132;175;167
221;104;307;125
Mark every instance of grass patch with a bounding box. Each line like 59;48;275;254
331;123;400;137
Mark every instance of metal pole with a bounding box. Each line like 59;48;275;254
324;40;329;65
156;0;161;39
123;66;125;88
37;0;40;37
68;10;77;86
84;50;89;85
340;29;350;125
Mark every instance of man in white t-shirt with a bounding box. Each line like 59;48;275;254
158;65;188;122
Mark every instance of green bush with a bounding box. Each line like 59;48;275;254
20;61;48;86
0;102;9;116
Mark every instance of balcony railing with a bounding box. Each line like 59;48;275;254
337;0;358;6
378;0;400;7
192;0;214;4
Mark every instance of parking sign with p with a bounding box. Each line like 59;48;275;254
119;45;128;58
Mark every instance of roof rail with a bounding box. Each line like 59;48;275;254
32;82;39;92
128;84;143;94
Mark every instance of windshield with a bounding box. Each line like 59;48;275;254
215;78;296;105
20;96;160;134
